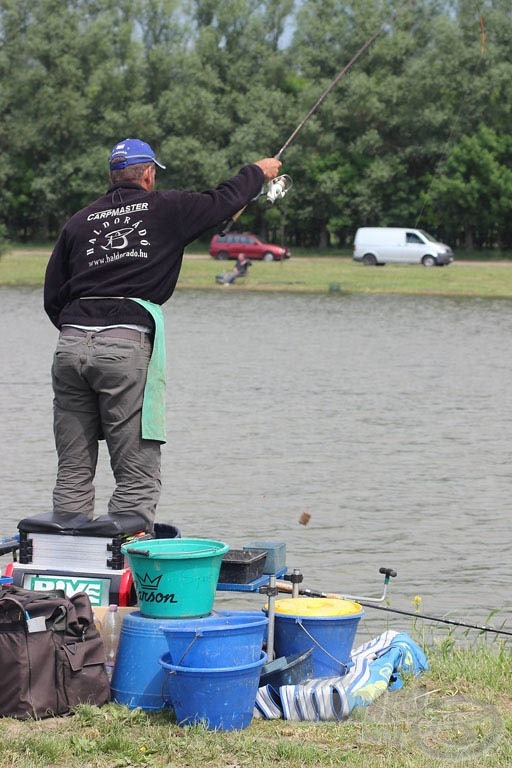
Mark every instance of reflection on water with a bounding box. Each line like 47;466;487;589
1;286;511;636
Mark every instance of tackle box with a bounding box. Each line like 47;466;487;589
218;549;267;584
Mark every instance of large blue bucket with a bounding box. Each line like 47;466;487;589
111;611;177;710
159;652;267;731
271;598;364;678
160;612;268;667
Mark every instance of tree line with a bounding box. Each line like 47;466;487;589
1;0;511;251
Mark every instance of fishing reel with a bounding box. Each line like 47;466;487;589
266;174;293;203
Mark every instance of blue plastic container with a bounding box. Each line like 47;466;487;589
111;611;176;711
159;651;267;731
160;612;268;667
271;598;364;678
260;647;314;688
217;609;269;645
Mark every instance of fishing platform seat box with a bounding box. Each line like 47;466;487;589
6;517;179;608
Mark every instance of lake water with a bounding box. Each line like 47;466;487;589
1;285;511;638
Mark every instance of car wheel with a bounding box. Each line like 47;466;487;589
422;255;436;267
362;253;377;266
262;252;274;262
215;250;229;260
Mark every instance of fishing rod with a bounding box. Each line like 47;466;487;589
221;24;384;235
357;603;512;637
276;577;512;637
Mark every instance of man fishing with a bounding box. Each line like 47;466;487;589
40;139;281;535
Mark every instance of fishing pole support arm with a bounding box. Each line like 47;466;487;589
259;572;280;599
342;566;398;604
379;567;397;583
276;566;397;603
283;568;304;598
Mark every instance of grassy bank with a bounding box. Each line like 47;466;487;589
2;246;512;298
2;245;511;765
0;634;510;768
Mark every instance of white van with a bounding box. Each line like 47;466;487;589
353;227;454;267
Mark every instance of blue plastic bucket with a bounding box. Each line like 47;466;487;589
260;647;314;688
271;598;364;678
216;609;269;646
160;612;268;667
159;651;267;731
121;538;229;619
111;611;178;711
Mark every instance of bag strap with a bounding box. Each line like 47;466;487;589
0;594;67;628
0;595;31;623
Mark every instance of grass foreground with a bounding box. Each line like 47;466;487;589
0;633;510;768
1;246;512;298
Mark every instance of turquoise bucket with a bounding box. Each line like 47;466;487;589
111;611;177;711
160;611;268;667
121;538;229;619
159;652;267;731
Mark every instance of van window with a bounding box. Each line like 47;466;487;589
406;232;423;244
418;229;437;242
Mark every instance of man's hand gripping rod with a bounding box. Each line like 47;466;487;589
220;25;383;236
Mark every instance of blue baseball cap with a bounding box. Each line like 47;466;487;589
109;138;166;170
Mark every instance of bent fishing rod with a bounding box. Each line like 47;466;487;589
276;575;512;637
220;24;383;235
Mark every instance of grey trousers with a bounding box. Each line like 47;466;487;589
51;332;162;527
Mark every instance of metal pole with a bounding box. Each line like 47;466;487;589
266;574;276;660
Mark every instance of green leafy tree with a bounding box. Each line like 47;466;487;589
157;0;298;239
428;126;512;249
0;0;155;237
0;0;512;248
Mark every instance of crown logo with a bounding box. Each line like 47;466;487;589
135;571;162;590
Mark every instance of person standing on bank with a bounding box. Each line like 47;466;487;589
40;139;282;536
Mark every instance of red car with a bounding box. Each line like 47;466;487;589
209;232;291;261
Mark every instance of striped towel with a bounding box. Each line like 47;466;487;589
255;630;428;721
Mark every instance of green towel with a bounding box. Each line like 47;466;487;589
129;298;167;443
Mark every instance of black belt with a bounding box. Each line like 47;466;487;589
60;327;148;342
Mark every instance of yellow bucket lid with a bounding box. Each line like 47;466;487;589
273;597;363;617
